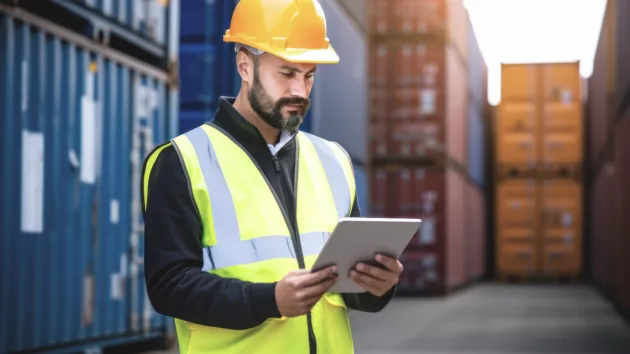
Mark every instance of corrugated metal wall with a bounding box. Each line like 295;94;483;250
0;10;177;353
312;0;368;163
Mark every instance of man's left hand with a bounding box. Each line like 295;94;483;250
349;254;404;297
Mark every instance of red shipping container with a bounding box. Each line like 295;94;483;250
587;16;612;162
368;43;391;123
368;0;392;34
466;182;486;280
369;120;390;158
389;121;442;158
444;169;467;289
367;0;484;170
397;168;445;248
587;0;630;317
369;167;389;217
589;166;615;295
391;43;444;89
398;249;442;294
381;167;485;295
391;0;446;35
613;112;630;313
369;43;391;89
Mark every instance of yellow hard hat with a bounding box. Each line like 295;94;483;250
223;0;339;64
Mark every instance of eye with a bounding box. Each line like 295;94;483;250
281;71;295;78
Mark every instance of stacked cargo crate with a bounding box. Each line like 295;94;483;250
0;1;179;353
494;63;584;281
367;0;487;295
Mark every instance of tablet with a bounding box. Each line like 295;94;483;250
311;217;422;293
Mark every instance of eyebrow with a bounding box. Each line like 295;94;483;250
279;65;317;74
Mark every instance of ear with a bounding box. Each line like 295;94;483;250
236;49;254;85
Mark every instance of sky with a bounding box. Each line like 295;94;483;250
464;0;609;104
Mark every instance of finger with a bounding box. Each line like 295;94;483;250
354;262;390;282
350;269;388;290
299;276;337;301
287;269;311;277
298;266;337;287
375;254;403;273
350;273;383;296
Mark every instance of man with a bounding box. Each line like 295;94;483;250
141;0;403;353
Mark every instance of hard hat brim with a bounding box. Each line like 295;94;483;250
271;45;340;64
226;36;340;64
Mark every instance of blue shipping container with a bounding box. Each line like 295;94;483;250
10;0;180;66
177;0;316;134
353;164;370;216
466;18;486;186
56;0;170;47
178;0;239;133
0;10;177;353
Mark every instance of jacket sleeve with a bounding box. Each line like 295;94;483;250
341;179;397;313
142;145;281;329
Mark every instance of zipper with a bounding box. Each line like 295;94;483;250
208;124;313;352
292;139;317;354
208;123;306;268
272;155;281;172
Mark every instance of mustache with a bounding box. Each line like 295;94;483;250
276;96;310;108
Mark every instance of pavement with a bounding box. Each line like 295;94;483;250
142;282;630;354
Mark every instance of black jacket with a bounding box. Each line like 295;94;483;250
142;97;394;352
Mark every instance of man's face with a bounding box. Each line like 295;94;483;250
247;54;316;134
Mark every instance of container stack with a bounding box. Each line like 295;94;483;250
178;0;240;134
494;62;584;281
367;0;488;296
0;1;179;353
588;0;630;320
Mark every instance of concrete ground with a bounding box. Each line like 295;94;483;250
143;283;630;354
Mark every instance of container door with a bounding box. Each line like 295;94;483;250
540;63;583;165
540;179;582;276
90;56;136;340
497;64;538;166
128;76;173;335
496;180;538;276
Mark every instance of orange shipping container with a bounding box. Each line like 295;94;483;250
496;62;583;166
495;179;582;278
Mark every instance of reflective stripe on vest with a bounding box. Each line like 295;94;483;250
173;124;355;272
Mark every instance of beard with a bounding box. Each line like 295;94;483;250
248;68;310;134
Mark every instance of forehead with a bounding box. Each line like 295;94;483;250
260;53;317;73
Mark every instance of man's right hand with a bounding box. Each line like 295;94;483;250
275;266;338;317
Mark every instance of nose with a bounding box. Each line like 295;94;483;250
289;77;309;98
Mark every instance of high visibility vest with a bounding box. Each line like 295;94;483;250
142;123;356;354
